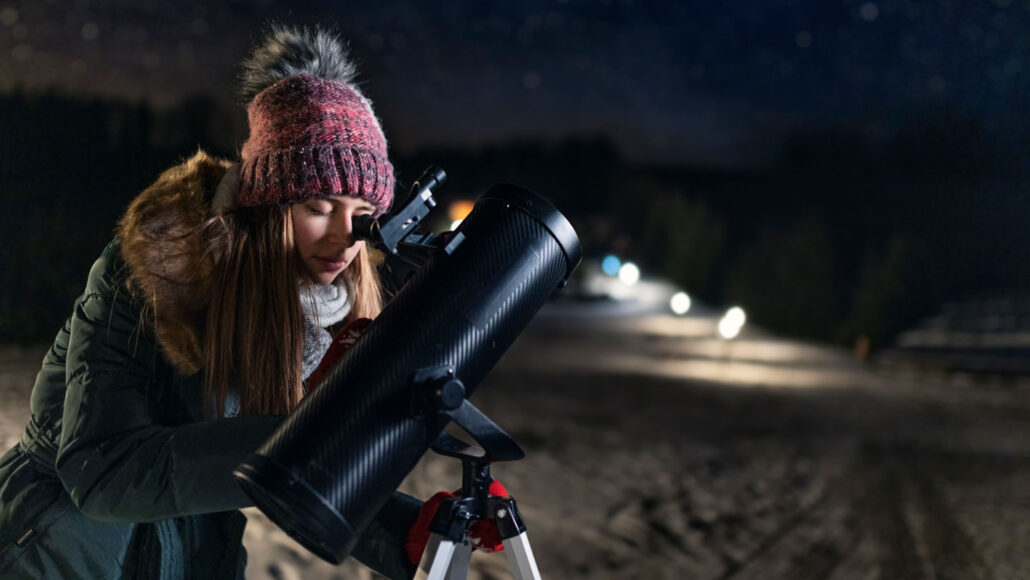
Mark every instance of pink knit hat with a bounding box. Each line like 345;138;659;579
237;30;395;215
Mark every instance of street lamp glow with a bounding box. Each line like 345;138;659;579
725;306;746;327
718;306;747;340
601;255;621;276
448;200;475;222
618;262;640;285
670;292;691;315
448;199;475;233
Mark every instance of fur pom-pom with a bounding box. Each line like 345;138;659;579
239;25;357;102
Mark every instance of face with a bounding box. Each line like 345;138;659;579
291;195;376;285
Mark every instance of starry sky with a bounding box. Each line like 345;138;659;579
2;0;1028;168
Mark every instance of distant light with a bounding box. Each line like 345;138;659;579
718;306;747;340
81;22;99;41
0;7;18;27
725;307;746;327
618;262;640;285
718;318;743;340
523;71;542;89
191;18;209;36
860;2;879;22
448;200;475;223
11;44;32;62
601;255;621;276
670;292;692;315
450;219;463;231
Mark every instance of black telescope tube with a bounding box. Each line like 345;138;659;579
233;184;580;564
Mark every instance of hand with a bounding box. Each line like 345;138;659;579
405;490;454;565
307;317;372;389
404;480;510;565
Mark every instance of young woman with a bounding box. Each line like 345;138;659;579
0;27;420;579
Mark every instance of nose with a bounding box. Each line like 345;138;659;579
327;209;356;247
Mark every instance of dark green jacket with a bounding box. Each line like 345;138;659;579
0;186;419;579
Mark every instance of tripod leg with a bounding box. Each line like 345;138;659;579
502;531;542;580
415;534;449;580
416;533;473;580
444;540;472;579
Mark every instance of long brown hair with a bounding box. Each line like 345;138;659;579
203;204;383;417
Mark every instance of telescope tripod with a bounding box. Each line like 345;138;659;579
415;433;541;580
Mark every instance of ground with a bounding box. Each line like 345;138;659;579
1;306;1028;579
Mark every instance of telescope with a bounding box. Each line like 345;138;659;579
233;166;581;564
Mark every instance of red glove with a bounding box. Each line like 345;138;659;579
404;490;454;565
404;480;510;565
307;317;372;390
467;480;507;553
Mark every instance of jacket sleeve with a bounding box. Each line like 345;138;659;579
351;491;421;580
55;247;283;522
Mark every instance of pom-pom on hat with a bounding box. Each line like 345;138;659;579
236;26;394;215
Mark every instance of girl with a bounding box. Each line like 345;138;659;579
0;26;420;579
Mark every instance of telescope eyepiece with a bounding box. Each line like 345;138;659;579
414;165;447;195
352;214;380;242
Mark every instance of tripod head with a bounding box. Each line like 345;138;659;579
426;433;527;544
419;363;527;541
415;429;541;579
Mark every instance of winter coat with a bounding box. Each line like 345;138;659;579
0;151;420;580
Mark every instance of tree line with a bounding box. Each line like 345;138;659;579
2;91;1027;350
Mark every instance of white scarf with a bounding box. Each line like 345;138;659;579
300;283;352;379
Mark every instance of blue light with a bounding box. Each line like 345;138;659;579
601;255;621;276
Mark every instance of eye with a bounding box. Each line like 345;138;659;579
306;204;330;216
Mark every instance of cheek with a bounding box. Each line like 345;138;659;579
345;242;364;265
292;217;323;256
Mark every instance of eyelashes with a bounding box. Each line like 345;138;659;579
303;203;374;217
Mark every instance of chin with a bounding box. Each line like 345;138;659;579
315;272;340;285
304;266;340;286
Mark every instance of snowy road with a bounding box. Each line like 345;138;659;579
2;298;1028;578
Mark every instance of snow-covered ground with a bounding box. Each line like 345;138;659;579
2;299;1029;578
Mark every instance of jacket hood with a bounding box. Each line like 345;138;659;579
118;150;234;375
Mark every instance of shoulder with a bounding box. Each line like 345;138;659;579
83;239;130;298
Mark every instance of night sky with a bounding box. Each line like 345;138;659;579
3;0;1029;168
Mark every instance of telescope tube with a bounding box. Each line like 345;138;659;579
233;184;580;563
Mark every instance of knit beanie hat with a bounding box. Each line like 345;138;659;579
236;26;395;215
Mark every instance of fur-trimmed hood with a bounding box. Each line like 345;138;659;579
118;150;234;375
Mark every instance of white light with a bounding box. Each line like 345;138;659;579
618;262;640;285
718;306;747;340
860;2;879;21
718;318;742;340
670;292;691;315
725;306;746;327
450;219;463;231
